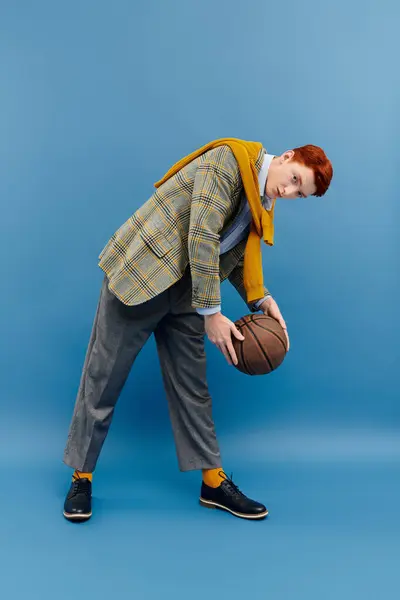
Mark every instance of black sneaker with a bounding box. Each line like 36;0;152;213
200;472;268;520
63;474;92;522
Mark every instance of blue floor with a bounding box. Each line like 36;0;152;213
2;427;399;599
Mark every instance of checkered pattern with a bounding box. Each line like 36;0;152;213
98;145;269;310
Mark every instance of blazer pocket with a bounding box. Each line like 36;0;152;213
138;223;174;258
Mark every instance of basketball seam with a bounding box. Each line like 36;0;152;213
240;339;253;375
251;319;287;352
246;325;274;373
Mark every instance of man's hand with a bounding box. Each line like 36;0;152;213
258;296;290;351
204;312;245;366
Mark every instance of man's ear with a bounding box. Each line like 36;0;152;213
280;150;295;163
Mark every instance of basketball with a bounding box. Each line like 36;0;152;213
232;314;288;375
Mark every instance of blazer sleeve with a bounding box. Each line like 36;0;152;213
227;257;270;312
189;146;240;309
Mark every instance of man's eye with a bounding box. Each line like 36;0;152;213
293;175;297;182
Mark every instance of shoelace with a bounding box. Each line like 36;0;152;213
71;473;91;498
218;471;245;498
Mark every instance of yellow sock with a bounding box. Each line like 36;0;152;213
73;470;93;482
202;468;226;488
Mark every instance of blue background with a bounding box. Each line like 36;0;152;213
1;1;399;598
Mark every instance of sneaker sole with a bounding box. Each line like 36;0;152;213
63;511;92;522
199;497;268;520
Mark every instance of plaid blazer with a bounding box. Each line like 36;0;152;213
98;144;269;311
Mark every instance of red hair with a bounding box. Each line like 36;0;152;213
292;145;333;197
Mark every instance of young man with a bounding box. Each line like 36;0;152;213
62;138;333;522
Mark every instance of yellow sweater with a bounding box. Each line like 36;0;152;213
155;138;276;304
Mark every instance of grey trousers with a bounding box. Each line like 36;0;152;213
63;271;222;473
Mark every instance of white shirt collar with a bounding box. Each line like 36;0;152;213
258;152;275;210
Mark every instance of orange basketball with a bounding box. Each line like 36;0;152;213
232;314;288;375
